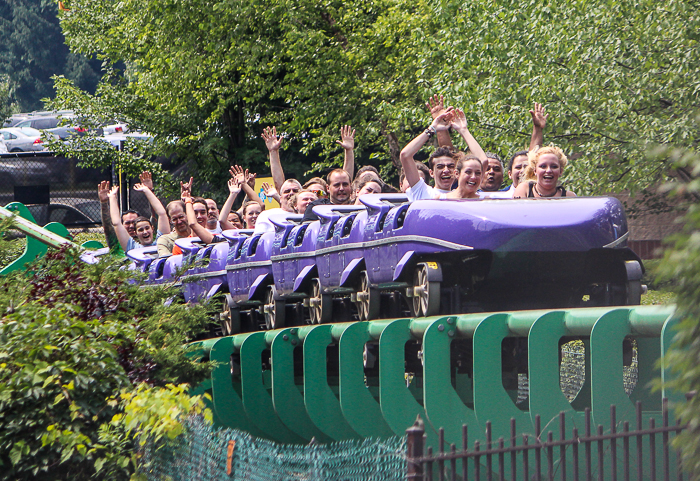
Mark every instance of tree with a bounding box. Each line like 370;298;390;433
0;0;101;112
52;0;700;201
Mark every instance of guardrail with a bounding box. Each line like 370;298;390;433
190;305;680;452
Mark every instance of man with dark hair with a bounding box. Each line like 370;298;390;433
480;152;505;192
506;150;529;195
120;209;141;238
427;146;458;194
302;168;352;222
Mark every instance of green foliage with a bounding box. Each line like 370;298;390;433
0;0;101;112
50;0;700;200
653;144;700;477
0;242;213;480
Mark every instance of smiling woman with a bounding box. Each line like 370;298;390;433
512;146;577;198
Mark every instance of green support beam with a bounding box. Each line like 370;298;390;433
196;304;680;459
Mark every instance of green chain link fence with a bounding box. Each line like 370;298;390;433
140;416;407;481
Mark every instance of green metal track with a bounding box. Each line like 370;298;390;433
195;305;680;450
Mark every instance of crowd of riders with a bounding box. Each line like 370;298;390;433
97;96;576;256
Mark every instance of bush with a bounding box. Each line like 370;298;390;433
0;237;213;480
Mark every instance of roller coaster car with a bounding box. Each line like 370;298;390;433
130;193;643;334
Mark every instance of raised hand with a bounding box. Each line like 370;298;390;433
180;176;193;199
227;178;241;194
431;109;454;131
246;170;257;188
262;126;282;151
530;102;548;130
133;183;148;192
449;109;468;132
230;165;246;185
108;185;119;198
336;125;355;150
262;181;278;198
139;171;154;191
426;94;448;119
98;180;111;202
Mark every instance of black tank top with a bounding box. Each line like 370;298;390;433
527;181;566;198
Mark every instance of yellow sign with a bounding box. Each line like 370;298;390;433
426;262;438;270
252;176;280;209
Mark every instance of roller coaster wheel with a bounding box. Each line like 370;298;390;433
355;270;380;321
625;260;644;305
413;264;440;317
309;278;331;324
219;295;240;336
263;285;285;330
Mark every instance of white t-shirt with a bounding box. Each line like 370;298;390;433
406;179;441;201
208;221;223;234
253;208;284;234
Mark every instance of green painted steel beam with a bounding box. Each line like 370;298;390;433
270;328;334;443
338;321;395;438
302;324;360;440
239;331;306;443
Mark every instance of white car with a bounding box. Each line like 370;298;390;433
103;122;130;135
0;127;57;152
0;139;7;153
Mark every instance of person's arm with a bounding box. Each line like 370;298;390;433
512;181;530;199
107;186;133;252
138;170;155;221
529;102;547;151
336;125;355;179
399;111;452;188
261;182;280;204
184;196;216;243
133;182;170;234
262;126;285;191
98;181;120;251
219;177;242;230
450;109;487;162
426;94;454;148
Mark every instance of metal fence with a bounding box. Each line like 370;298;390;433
0;152;152;230
406;398;685;481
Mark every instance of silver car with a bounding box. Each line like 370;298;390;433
0;127;56;152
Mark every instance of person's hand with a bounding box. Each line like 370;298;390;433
336;125;355;150
246;170;257;189
133;183;148;192
229;165;246;186
98;180;111;202
426;94;450;120
108;185;119;198
227;178;241;194
430;109;454;132
262;182;278;198
261;126;282;151
139;171;154;191
530;102;548;130
180;177;193;199
449;109;468;132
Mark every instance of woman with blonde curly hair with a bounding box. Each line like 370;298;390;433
512;146;576;198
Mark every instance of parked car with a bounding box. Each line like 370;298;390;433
103;121;130;135
0;139;7;153
12;116;100;141
0;127;57;152
26;203;99;228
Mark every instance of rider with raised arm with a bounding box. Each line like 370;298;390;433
400;109;487;201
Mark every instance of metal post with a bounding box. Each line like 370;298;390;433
407;415;425;480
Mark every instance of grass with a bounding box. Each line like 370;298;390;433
641;289;675;306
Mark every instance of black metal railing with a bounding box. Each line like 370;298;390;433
406;398;686;481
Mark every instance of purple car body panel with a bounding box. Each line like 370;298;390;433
313;205;368;294
270;213;319;298
225;231;275;304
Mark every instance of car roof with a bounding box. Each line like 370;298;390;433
0;127;41;136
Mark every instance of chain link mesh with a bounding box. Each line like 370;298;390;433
140;416;407;481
